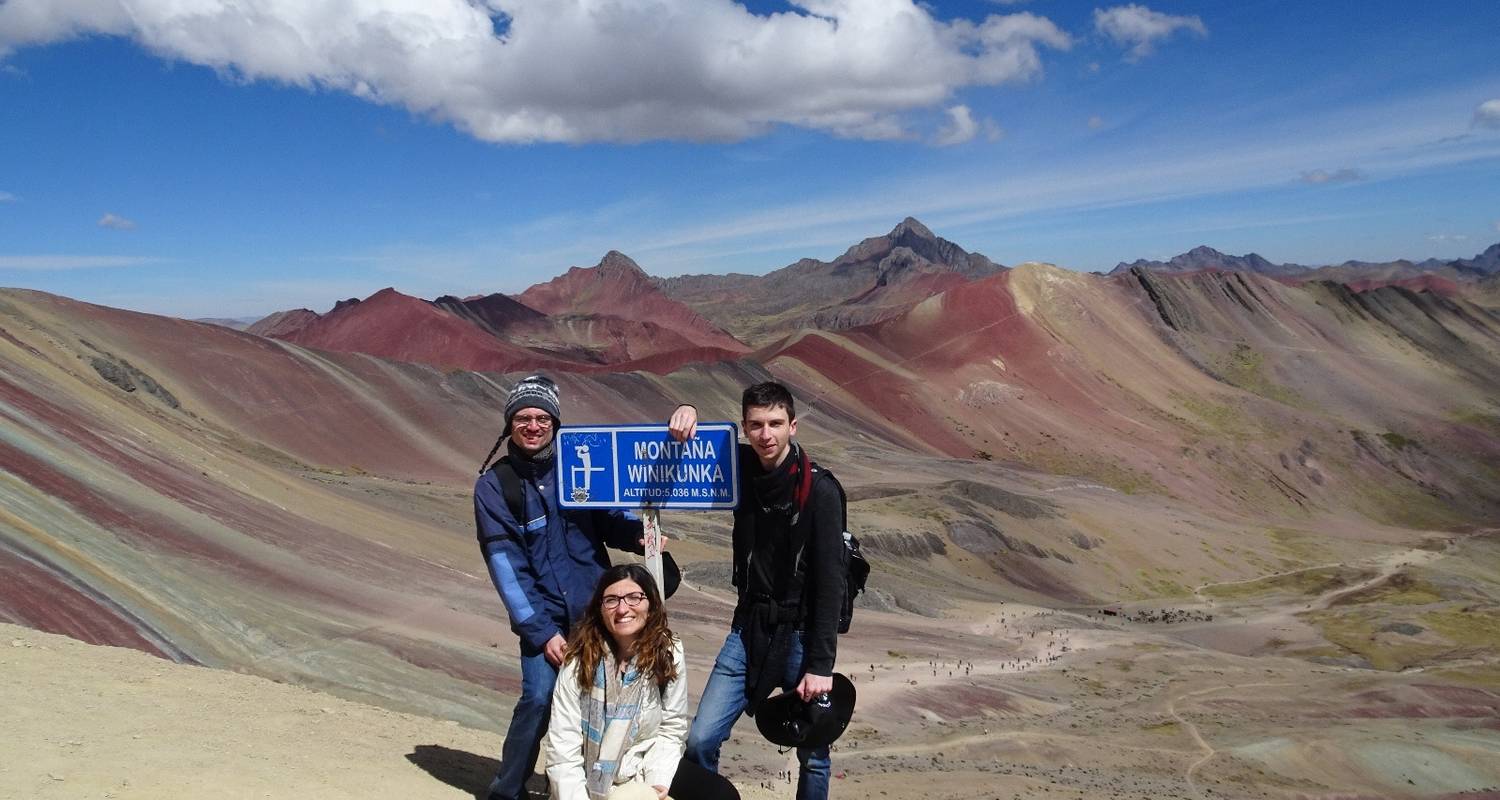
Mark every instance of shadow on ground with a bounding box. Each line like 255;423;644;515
407;744;496;798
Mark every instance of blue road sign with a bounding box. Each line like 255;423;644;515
556;423;740;510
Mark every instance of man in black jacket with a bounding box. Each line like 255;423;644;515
669;382;845;800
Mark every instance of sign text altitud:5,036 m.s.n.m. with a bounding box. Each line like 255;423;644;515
554;423;740;510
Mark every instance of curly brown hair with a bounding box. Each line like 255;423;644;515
565;563;678;690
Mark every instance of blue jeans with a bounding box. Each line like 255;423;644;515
685;627;831;800
487;641;557;800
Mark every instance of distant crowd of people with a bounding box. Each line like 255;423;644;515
1099;608;1213;624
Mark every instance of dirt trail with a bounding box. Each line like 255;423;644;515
1316;546;1447;608
1190;541;1451;626
1167;681;1298;797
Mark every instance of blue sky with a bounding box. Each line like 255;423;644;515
1;0;1498;319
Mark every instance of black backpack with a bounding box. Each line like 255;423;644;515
795;466;871;634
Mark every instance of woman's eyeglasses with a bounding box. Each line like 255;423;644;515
511;414;553;429
601;592;648;610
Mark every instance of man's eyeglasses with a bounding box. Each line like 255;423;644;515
512;415;553;429
601;592;648;610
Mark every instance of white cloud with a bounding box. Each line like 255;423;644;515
612;85;1500;270
1425;233;1468;243
1494;220;1500;234
0;1;1071;144
1087;115;1104;129
0;190;17;203
1093;4;1207;62
932;105;979;146
1299;168;1365;184
0;255;161;270
1474;99;1500;130
931;105;1001;146
97;212;136;230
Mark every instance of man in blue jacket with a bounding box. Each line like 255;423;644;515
474;374;647;800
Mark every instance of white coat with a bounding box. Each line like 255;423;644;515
545;638;687;800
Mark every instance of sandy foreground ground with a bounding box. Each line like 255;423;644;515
4;622;497;800
2;622;790;800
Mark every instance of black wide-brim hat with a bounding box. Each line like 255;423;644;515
755;673;856;749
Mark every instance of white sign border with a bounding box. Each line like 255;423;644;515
555;422;740;510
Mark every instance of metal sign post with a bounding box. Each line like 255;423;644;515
641;503;663;591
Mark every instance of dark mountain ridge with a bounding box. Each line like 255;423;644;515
654;217;1006;344
1110;245;1308;277
1113;242;1500;282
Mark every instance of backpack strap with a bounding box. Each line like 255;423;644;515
491;456;526;526
786;464;841;605
789;446;814;525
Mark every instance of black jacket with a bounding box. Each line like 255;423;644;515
731;444;844;677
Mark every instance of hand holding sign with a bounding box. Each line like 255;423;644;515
668;404;698;442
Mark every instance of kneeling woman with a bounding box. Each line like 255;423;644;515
546;563;739;800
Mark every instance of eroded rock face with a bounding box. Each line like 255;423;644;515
947;520;1048;559
1069;532;1100;550
90;356;134;391
944;481;1056;520
863;531;948;559
89;355;179;409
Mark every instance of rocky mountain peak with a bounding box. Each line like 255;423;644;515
595;250;648;277
1458;242;1500;273
827;217;1001;278
1184;245;1226;259
889;217;937;241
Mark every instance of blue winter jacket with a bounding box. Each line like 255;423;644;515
475;453;643;651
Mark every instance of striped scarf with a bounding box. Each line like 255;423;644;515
582;654;650;800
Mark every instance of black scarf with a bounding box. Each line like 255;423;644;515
506;437;555;474
750;444;798;514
